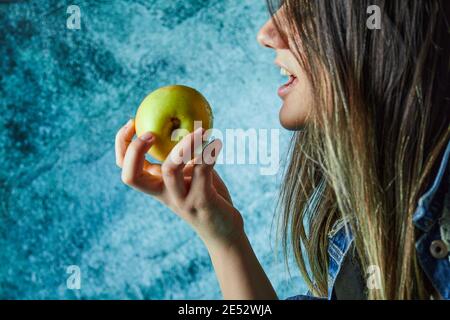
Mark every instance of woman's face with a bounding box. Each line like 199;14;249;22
257;13;314;130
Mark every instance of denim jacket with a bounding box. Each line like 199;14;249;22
288;139;450;300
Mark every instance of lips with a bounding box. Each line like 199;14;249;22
277;65;298;99
278;74;298;98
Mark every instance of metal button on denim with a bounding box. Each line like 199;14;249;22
430;240;449;259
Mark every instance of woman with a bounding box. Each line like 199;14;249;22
115;0;450;299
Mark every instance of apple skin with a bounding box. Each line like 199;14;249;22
135;85;213;162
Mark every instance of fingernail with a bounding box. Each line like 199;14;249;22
194;127;204;135
139;132;154;143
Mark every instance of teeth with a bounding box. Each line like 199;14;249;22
280;67;292;77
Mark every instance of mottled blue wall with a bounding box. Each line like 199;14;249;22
0;0;306;299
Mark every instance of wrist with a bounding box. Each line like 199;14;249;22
195;207;245;252
202;228;248;257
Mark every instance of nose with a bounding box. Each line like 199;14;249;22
257;17;288;49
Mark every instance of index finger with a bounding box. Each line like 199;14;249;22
115;119;135;167
161;127;205;204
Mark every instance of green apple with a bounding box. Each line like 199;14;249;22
135;85;213;162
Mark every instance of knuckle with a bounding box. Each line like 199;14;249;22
131;136;148;151
121;172;136;186
199;194;214;208
128;144;145;160
162;165;177;178
195;164;210;175
128;141;142;154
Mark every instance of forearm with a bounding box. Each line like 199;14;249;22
205;232;278;300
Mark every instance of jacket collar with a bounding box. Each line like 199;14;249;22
413;139;450;232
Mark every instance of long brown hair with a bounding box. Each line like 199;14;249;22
270;0;450;299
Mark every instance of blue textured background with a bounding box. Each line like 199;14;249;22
0;0;306;299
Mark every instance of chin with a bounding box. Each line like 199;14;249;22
279;102;309;131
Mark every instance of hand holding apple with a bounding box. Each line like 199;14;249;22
116;86;274;301
134;85;214;162
115;86;244;250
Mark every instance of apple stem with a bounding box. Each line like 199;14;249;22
170;117;181;131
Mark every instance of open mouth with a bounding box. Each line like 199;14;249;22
278;67;298;98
